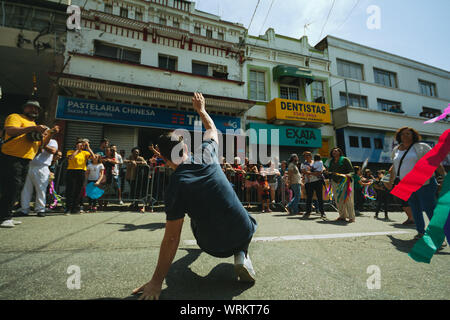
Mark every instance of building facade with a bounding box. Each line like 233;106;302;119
243;29;334;163
316;36;450;168
55;0;254;158
0;0;68;131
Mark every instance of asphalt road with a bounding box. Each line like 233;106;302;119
0;208;449;300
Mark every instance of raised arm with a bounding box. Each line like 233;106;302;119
192;92;218;143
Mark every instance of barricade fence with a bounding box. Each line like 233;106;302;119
50;162;395;213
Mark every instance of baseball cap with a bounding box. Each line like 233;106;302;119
23;100;42;110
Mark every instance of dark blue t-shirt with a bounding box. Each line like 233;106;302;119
164;139;257;255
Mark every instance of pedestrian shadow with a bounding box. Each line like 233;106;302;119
387;235;416;253
161;248;254;300
316;219;349;226
107;222;166;232
390;222;416;230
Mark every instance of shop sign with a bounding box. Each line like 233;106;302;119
266;98;331;124
247;123;322;148
56;96;241;132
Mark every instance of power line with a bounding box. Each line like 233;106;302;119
318;0;336;43
335;0;362;32
257;0;276;37
247;0;262;31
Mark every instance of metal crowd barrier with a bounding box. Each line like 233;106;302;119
51;160;152;211
148;165;174;212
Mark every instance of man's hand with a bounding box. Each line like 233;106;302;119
192;92;206;114
35;125;48;134
132;280;162;300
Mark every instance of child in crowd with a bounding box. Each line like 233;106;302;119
259;175;271;213
85;154;105;212
373;170;389;220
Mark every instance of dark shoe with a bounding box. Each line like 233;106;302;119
37;212;46;217
303;212;311;219
374;212;379;219
384;213;389;220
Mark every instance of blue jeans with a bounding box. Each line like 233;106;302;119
407;178;438;234
287;183;301;214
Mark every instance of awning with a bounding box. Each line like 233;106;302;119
273;65;315;85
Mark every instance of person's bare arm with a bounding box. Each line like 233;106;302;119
5;125;47;137
133;218;184;300
192;92;218;143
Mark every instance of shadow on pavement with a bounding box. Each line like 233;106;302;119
387;235;416;253
94;248;254;300
160;248;254;300
107;222;166;232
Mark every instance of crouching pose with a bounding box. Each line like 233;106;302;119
133;93;257;300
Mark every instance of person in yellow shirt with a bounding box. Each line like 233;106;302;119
0;100;59;228
65;139;94;214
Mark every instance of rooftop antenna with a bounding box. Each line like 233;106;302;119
303;22;313;37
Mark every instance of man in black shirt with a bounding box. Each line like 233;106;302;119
133;93;257;300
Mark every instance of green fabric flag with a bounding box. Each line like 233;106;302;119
408;174;450;263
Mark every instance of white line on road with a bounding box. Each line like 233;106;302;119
182;231;411;246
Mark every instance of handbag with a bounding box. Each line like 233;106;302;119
394;143;414;185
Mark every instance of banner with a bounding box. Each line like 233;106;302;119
56;96;241;133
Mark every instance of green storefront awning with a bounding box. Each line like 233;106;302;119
273;65;315;85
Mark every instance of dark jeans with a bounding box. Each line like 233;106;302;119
305;180;324;215
0;153;30;222
190;219;252;258
354;187;365;211
65;170;85;212
375;189;389;215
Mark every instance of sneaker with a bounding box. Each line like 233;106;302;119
119;200;124;205
11;220;22;225
438;240;448;251
1;220;15;228
37;212;46;217
234;251;256;282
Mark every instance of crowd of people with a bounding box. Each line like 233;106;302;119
0;100;448;245
1;94;448;300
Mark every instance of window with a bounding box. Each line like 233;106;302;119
159;17;166;25
135;12;143;21
374;138;383;149
192;61;208;76
337;59;363;80
104;4;113;14
192;61;228;79
159;54;177;71
361;137;371;148
374;68;397;88
94;41;141;64
339;92;368;108
120;8;128;18
206;30;212;39
420;107;446;120
173;21;180;28
312;81;325;103
218;32;224;40
249;70;266;101
377;99;403;113
419;80;437;97
349;136;359;148
194;26;201;35
280;86;299;100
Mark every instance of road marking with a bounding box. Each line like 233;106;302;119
182;231;411;246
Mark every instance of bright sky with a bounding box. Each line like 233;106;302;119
194;0;450;72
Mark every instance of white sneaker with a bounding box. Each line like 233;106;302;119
12;220;22;225
234;251;256;282
1;220;15;228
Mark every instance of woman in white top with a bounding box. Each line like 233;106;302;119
85;154;105;212
386;127;446;239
